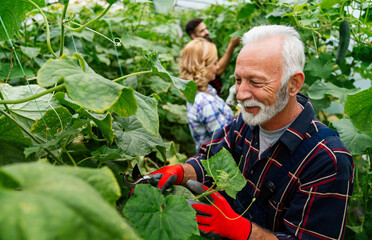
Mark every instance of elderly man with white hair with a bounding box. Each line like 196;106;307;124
149;25;354;240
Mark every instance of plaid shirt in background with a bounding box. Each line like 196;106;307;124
187;85;234;152
187;94;354;239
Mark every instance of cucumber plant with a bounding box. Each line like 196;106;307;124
0;0;197;239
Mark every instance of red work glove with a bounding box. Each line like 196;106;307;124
149;164;184;193
187;183;252;240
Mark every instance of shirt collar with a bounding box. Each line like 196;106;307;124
206;84;217;96
280;93;314;153
245;93;314;154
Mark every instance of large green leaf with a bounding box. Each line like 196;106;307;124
149;75;172;93
308;80;359;103
0;162;139;240
0;63;35;80
332;119;372;155
78;110;115;144
0;116;32;165
237;3;256;20
30;106;72;137
352;45;372;63
20;46;40;59
152;0;174;14
108;87;138;118
53;92;117;143
304;53;334;80
201;148;246;199
0;84;60;121
113;115;163;156
0;0;45;41
53;92;81;110
24;119;85;158
53;164;122;206
344;88;372;133
37;55;124;113
134;91;159;137
144;51;197;104
320;0;341;9
162;102;188;124
91;145;124;162
0;115;31;147
0;141;30;166
121;35;152;50
52;92;115;142
123;184;198;240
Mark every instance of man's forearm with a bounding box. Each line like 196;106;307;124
249;223;278;240
180;163;197;185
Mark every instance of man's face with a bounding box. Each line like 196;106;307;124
192;22;212;42
234;36;289;126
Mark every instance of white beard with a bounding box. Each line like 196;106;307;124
239;84;289;126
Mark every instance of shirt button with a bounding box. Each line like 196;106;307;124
250;170;254;174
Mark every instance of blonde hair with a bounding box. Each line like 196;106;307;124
180;38;218;92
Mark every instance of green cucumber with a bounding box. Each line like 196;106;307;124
336;20;351;65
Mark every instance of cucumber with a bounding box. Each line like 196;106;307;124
336;20;351;65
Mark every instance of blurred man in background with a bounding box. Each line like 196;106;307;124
185;18;240;96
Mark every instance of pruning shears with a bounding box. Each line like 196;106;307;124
123;164;157;189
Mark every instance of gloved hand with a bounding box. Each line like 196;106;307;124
186;180;252;240
149;164;184;193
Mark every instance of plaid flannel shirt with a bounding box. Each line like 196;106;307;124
187;85;234;152
186;94;354;239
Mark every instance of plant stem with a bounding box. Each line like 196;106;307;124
364;1;370;24
0;84;65;105
27;0;57;58
0;90;11;114
134;6;145;33
73;53;86;72
60;0;70;56
62;136;77;166
112;70;152;82
193;189;219;201
88;122;107;142
64;3;113;32
76;156;92;166
0;109;62;164
66;21;117;44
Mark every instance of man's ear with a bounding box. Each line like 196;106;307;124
190;33;196;39
287;71;305;96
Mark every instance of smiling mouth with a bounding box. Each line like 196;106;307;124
244;106;260;113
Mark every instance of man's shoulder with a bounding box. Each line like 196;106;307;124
304;120;353;181
307;120;346;148
194;91;215;104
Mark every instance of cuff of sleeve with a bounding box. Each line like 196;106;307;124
186;158;205;183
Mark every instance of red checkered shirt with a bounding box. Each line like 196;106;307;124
186;94;354;239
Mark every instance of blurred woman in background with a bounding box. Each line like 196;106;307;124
180;38;234;153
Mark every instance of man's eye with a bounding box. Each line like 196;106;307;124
251;81;265;87
235;78;241;84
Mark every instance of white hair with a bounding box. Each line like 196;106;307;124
241;25;305;84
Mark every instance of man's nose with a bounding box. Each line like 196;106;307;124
236;80;253;101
